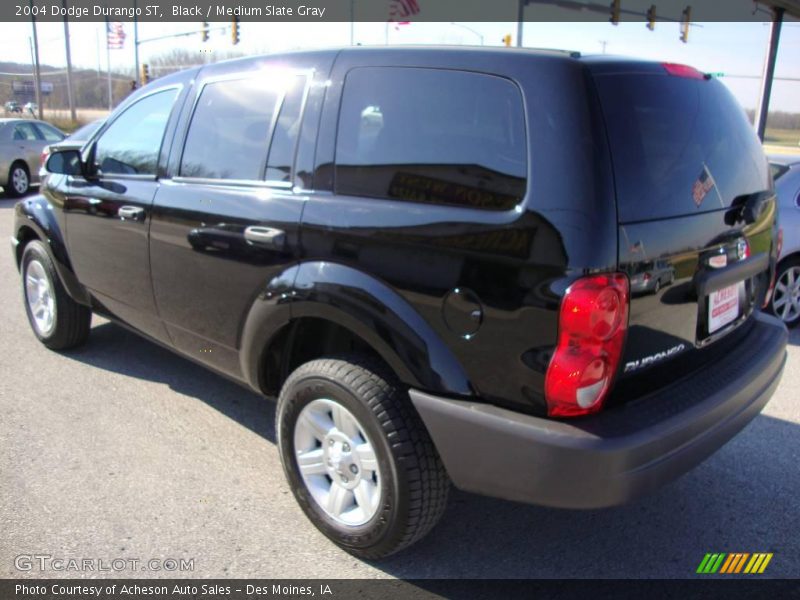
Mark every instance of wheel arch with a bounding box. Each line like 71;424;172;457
13;196;91;306
240;261;474;399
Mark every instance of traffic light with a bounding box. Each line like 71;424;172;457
647;5;656;30
502;34;512;47
232;16;240;45
680;6;691;43
202;21;209;42
140;63;149;84
610;0;620;25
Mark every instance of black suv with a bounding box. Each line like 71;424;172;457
12;47;787;559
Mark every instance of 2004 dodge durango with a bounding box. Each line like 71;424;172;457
12;47;788;558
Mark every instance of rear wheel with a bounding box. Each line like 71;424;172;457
7;162;30;197
771;258;800;327
21;241;91;349
277;356;449;559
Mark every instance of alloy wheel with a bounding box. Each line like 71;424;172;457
772;265;800;324
25;259;56;336
293;398;382;526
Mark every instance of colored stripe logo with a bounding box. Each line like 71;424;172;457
697;553;773;574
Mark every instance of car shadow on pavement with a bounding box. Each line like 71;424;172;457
60;320;799;578
63;320;277;443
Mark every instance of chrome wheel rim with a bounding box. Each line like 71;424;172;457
294;398;382;526
773;266;800;323
25;260;56;336
12;167;28;195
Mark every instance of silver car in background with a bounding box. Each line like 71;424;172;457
0;118;65;197
768;155;800;327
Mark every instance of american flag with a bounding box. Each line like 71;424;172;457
106;22;126;50
389;0;420;20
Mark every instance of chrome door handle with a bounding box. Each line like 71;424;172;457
118;205;145;221
244;226;286;250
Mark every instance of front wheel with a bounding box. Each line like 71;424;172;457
21;240;91;349
277;356;450;559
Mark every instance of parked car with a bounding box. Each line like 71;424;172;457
0;118;65;196
13;48;787;559
4;101;22;114
629;259;676;294
768;155;800;326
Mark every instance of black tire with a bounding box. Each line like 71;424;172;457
770;257;800;328
277;356;450;559
21;240;91;350
6;161;30;197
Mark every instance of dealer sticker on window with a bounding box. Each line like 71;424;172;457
708;283;742;333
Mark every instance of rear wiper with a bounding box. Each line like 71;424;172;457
725;191;772;225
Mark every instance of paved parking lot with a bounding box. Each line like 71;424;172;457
1;192;799;579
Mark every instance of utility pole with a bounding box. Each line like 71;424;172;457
105;20;112;111
517;0;524;47
62;0;76;122
134;0;140;86
599;40;608;54
29;0;43;120
350;0;354;45
755;8;784;141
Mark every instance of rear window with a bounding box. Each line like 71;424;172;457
335;67;527;211
594;73;769;222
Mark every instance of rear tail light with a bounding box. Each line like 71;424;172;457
40;146;50;168
662;62;706;80
545;274;629;418
643;272;651;281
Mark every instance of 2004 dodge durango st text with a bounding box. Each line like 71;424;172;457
15;47;787;559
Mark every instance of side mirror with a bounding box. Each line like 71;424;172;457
45;149;83;176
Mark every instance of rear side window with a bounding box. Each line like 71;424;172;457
181;78;283;181
34;122;65;142
335;67;527;210
265;75;306;184
13;122;40;141
594;73;768;222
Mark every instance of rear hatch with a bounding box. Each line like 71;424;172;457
589;60;777;395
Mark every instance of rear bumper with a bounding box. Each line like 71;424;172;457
410;310;788;509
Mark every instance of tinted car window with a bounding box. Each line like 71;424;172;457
95;89;177;175
13;122;40;141
265;75;306;183
335;67;527;210
34;122;65;142
594;73;768;222
181;78;282;180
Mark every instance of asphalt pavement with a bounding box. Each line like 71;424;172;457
1;192;799;579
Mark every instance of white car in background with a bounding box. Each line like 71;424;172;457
769;155;800;327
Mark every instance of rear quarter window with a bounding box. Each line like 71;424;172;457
334;67;527;211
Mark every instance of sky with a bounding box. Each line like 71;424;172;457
1;19;799;112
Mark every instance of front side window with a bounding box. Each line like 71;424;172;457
180;77;288;181
335;67;527;210
95;88;178;175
